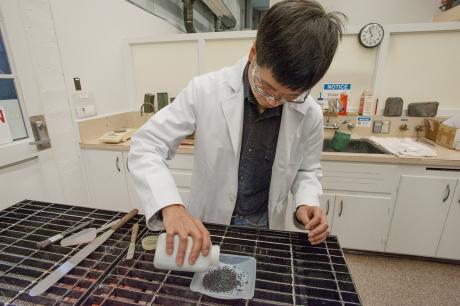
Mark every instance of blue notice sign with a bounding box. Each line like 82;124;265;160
323;83;351;91
357;116;372;127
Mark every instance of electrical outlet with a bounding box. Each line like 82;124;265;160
373;120;383;133
381;120;391;133
72;92;96;119
76;104;96;118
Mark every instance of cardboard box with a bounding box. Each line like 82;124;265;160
424;118;440;141
436;123;460;150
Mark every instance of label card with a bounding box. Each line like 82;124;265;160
357;116;372;128
0;107;13;145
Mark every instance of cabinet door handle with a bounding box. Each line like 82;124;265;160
442;184;450;203
325;199;330;215
126;158;130;173
116;156;121;172
338;200;343;217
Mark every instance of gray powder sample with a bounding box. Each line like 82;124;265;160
202;266;246;293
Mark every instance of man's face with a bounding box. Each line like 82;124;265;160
248;60;307;109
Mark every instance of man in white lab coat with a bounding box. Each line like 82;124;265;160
129;0;345;267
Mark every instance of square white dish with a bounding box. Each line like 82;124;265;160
190;253;256;300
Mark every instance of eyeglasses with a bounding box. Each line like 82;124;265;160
251;61;310;104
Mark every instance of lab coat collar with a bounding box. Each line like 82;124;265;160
225;57;247;93
221;94;244;160
220;57;313;159
220;57;246;160
225;57;312;116
285;97;312;115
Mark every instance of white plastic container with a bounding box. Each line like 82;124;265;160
153;233;220;272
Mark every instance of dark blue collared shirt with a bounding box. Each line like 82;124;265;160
233;63;282;218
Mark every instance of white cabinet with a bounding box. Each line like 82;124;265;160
320;162;396;252
386;175;458;257
167;154;193;205
284;193;337;234
82;149;193;214
123;152;143;214
319;193;335;227
436;179;460;260
331;194;393;252
82;149;131;212
81;149;460;260
319;191;393;252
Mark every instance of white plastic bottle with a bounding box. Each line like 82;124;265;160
153;233;220;272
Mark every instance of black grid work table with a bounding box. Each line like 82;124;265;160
0;200;362;305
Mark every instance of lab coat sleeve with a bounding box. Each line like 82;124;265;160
290;108;324;209
128;79;198;230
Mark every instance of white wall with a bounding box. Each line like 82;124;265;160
271;0;441;26
382;31;460;111
128;24;460;116
1;0;82;209
50;0;181;116
0;0;181;208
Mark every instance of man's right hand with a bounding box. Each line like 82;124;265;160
161;204;211;266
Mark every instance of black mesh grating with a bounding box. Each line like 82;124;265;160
0;200;362;305
0;200;146;305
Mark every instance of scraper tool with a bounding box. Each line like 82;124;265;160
29;209;138;296
36;220;92;248
60;219;120;247
126;223;139;260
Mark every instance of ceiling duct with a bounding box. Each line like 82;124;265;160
201;0;236;29
127;0;236;33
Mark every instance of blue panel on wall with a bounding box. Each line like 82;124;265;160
0;30;12;75
0;79;18;100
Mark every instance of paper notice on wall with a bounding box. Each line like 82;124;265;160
322;83;351;112
323;83;351;94
0;107;13;145
357;116;372;127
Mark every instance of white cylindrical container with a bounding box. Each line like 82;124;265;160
153;233;220;272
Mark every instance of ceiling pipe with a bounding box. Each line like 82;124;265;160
183;0;196;33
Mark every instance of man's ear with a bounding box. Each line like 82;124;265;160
248;42;256;62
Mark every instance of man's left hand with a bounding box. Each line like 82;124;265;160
295;205;329;245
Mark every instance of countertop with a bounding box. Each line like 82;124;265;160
80;137;460;167
77;111;460;167
80;138;194;154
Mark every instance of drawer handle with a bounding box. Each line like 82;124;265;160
338;200;343;217
326;199;330;216
442;184;450;203
116;156;121;172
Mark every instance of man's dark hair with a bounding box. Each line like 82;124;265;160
255;0;346;91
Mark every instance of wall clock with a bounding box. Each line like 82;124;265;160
358;23;384;48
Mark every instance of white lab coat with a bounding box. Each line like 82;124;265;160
128;57;323;231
